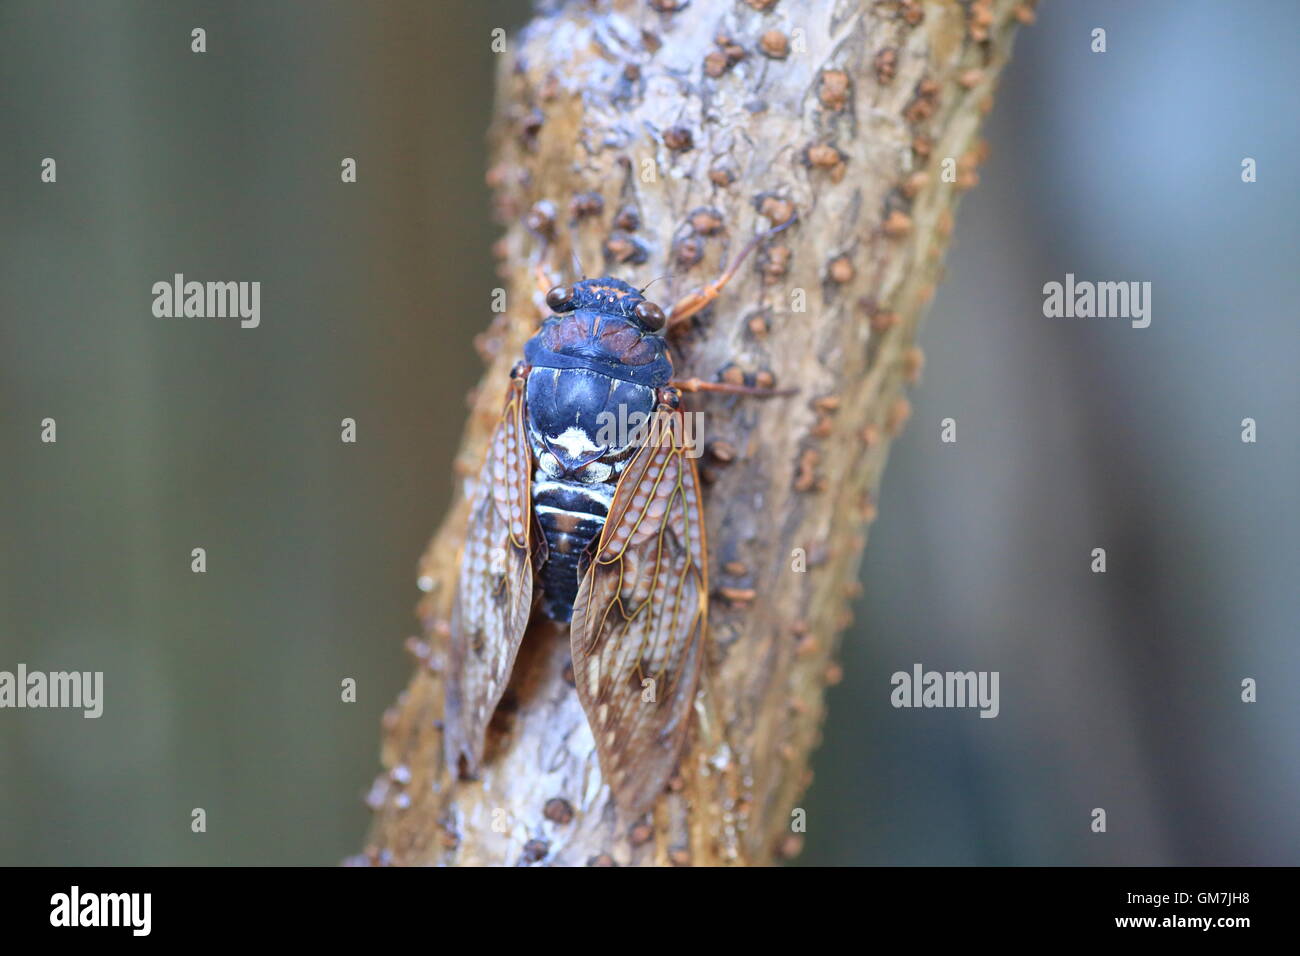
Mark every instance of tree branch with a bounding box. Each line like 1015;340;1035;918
362;0;1031;867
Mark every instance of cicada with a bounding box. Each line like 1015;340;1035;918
445;223;790;815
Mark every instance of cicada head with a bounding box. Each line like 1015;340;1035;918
528;277;674;388
549;277;666;334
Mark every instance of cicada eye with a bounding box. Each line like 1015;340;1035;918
634;300;666;331
545;285;572;312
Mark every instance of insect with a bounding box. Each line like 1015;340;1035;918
445;221;792;815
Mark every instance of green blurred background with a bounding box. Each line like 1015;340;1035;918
2;1;1296;865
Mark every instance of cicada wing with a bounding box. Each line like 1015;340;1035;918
571;410;707;815
445;378;535;776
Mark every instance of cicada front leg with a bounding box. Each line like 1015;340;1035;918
663;217;796;336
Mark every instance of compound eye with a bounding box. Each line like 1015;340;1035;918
634;300;666;331
546;285;572;312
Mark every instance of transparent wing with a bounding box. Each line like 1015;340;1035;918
444;376;534;776
571;409;707;814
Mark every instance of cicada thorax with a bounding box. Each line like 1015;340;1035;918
522;283;673;621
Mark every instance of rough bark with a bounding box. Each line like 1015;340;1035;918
362;0;1031;866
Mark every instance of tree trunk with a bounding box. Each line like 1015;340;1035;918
362;0;1032;867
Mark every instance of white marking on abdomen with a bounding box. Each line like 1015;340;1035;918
534;479;613;511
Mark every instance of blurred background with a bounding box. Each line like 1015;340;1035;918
1;1;1295;865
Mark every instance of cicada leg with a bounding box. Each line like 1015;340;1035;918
666;378;797;399
664;217;796;335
